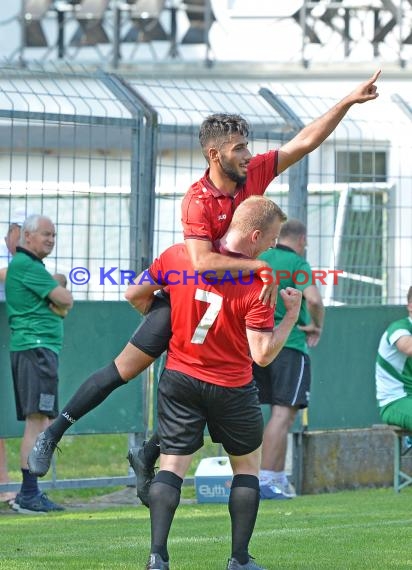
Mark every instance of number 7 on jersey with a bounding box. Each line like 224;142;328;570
191;289;223;344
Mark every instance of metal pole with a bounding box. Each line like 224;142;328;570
398;0;404;68
19;0;25;67
259;87;308;225
344;7;350;58
204;0;212;67
169;2;179;58
57;9;65;59
112;4;121;69
300;0;308;68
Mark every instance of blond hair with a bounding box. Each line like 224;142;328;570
230;196;286;236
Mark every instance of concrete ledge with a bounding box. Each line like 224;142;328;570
293;427;412;494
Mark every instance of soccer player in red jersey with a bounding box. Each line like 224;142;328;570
126;196;302;570
28;72;380;510
181;70;380;278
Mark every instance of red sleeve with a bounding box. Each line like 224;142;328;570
148;254;166;285
181;190;213;241
243;150;278;198
245;282;275;332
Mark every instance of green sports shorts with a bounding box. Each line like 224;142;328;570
380;396;412;430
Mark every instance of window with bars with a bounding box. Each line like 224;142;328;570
333;150;388;305
336;151;387;183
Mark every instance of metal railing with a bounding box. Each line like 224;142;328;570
1;1;412;68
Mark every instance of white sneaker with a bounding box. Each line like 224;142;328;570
274;479;296;498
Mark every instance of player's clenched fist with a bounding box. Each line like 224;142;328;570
280;287;302;319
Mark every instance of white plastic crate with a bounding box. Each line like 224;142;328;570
194;456;233;503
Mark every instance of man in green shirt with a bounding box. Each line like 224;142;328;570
376;287;412;427
5;214;73;514
253;219;324;500
0;214;23;506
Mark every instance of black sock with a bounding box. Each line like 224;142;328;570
47;362;125;442
229;474;260;565
21;468;39;497
144;433;161;465
149;470;183;561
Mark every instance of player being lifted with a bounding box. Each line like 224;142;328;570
28;71;380;510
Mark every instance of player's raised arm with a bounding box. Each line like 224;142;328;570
277;70;381;174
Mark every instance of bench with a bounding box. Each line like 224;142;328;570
390;425;412;492
374;424;412;492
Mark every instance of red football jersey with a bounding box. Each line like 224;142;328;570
148;243;274;387
181;151;278;241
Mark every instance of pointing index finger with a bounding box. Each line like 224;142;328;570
370;69;381;83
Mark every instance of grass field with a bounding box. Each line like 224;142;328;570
2;435;412;569
1;488;412;569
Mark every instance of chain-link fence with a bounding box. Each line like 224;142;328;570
0;66;156;300
0;67;411;305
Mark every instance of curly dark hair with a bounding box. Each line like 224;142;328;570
198;113;249;160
